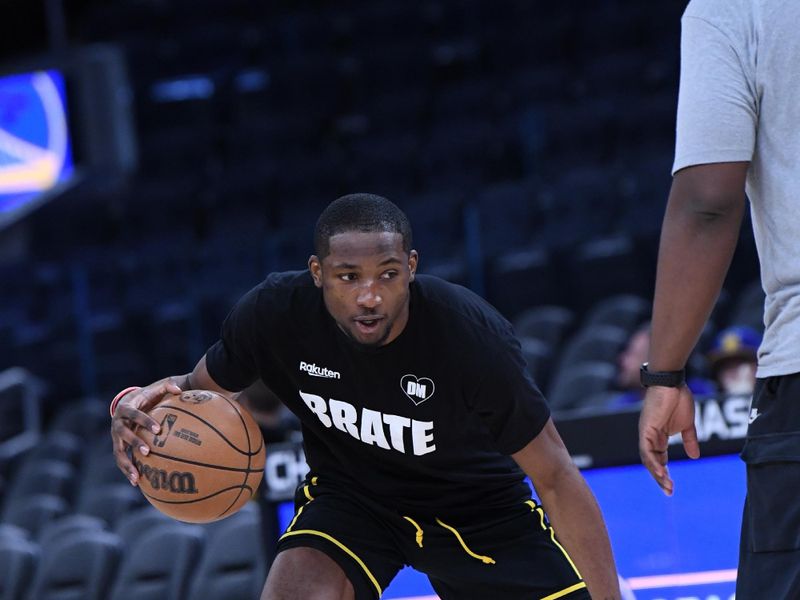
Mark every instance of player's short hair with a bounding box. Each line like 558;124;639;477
314;193;413;257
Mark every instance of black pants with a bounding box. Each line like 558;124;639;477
275;476;589;600
738;373;800;599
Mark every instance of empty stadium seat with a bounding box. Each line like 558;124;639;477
78;443;130;494
114;506;171;547
518;336;554;391
3;460;75;510
1;495;69;538
19;432;82;469
0;523;29;542
109;524;205;600
49;402;109;440
38;515;106;548
552;324;628;376
487;248;562;318
566;236;652;309
546;362;618;412
77;484;147;528
582;294;649;331
26;530;121;600
513;305;575;348
0;536;38;600
189;507;266;600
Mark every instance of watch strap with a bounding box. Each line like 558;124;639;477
640;363;685;388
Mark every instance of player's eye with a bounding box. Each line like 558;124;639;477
339;273;357;282
381;270;399;280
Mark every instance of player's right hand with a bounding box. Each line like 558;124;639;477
110;379;183;486
638;383;700;496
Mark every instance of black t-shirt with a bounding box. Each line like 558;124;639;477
206;271;550;517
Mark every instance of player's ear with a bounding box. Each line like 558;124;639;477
309;256;323;288
408;250;418;282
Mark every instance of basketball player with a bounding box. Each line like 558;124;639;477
637;1;800;597
112;194;620;599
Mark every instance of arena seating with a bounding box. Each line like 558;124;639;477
0;1;769;597
0;398;267;599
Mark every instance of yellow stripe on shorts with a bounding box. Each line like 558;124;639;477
526;501;582;579
540;581;587;600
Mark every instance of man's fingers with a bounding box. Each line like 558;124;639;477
654;466;674;496
136;383;177;412
116;402;162;434
166;381;183;395
640;449;674;496
110;378;185;486
114;421;152;455
682;426;701;459
640;428;675;496
112;433;142;486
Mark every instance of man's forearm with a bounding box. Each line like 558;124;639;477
538;468;620;600
649;168;746;370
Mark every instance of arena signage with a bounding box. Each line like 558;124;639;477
263;442;310;501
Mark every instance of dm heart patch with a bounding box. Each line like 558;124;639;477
400;374;435;405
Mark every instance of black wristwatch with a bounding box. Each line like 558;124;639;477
640;363;686;388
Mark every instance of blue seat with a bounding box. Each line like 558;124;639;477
488;249;562;319
20;432;81;469
547;361;618;413
189;507;265;600
77;484;147;529
513;305;575;350
109;524;205;600
550;324;628;386
582;294;649;332
4;461;75;510
26;530;121;600
0;536;38;600
114;506;171;547
2;494;68;538
38;515;107;548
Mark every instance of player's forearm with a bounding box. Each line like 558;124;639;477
538;468;620;600
649;176;745;371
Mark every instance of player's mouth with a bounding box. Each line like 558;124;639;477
353;315;385;335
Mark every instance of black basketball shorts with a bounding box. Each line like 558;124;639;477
275;476;589;600
738;372;800;599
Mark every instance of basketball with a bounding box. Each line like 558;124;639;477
132;390;266;523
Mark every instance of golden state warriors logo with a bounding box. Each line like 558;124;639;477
0;70;73;210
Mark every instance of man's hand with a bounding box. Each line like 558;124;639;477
638;384;700;496
110;379;183;486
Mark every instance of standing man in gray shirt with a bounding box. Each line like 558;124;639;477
637;0;800;597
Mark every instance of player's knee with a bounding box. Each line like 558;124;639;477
263;547;355;600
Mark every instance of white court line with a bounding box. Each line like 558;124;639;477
627;568;738;590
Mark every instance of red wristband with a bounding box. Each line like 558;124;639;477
110;386;142;418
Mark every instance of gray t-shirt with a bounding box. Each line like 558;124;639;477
673;0;800;377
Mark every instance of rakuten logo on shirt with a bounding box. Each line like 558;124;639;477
299;391;436;456
299;361;341;379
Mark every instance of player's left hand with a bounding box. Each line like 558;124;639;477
638;384;700;496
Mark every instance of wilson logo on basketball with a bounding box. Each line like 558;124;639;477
134;458;199;494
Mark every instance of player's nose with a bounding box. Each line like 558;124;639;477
356;281;382;307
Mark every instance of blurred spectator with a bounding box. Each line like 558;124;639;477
612;323;651;407
707;326;761;395
609;322;713;409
